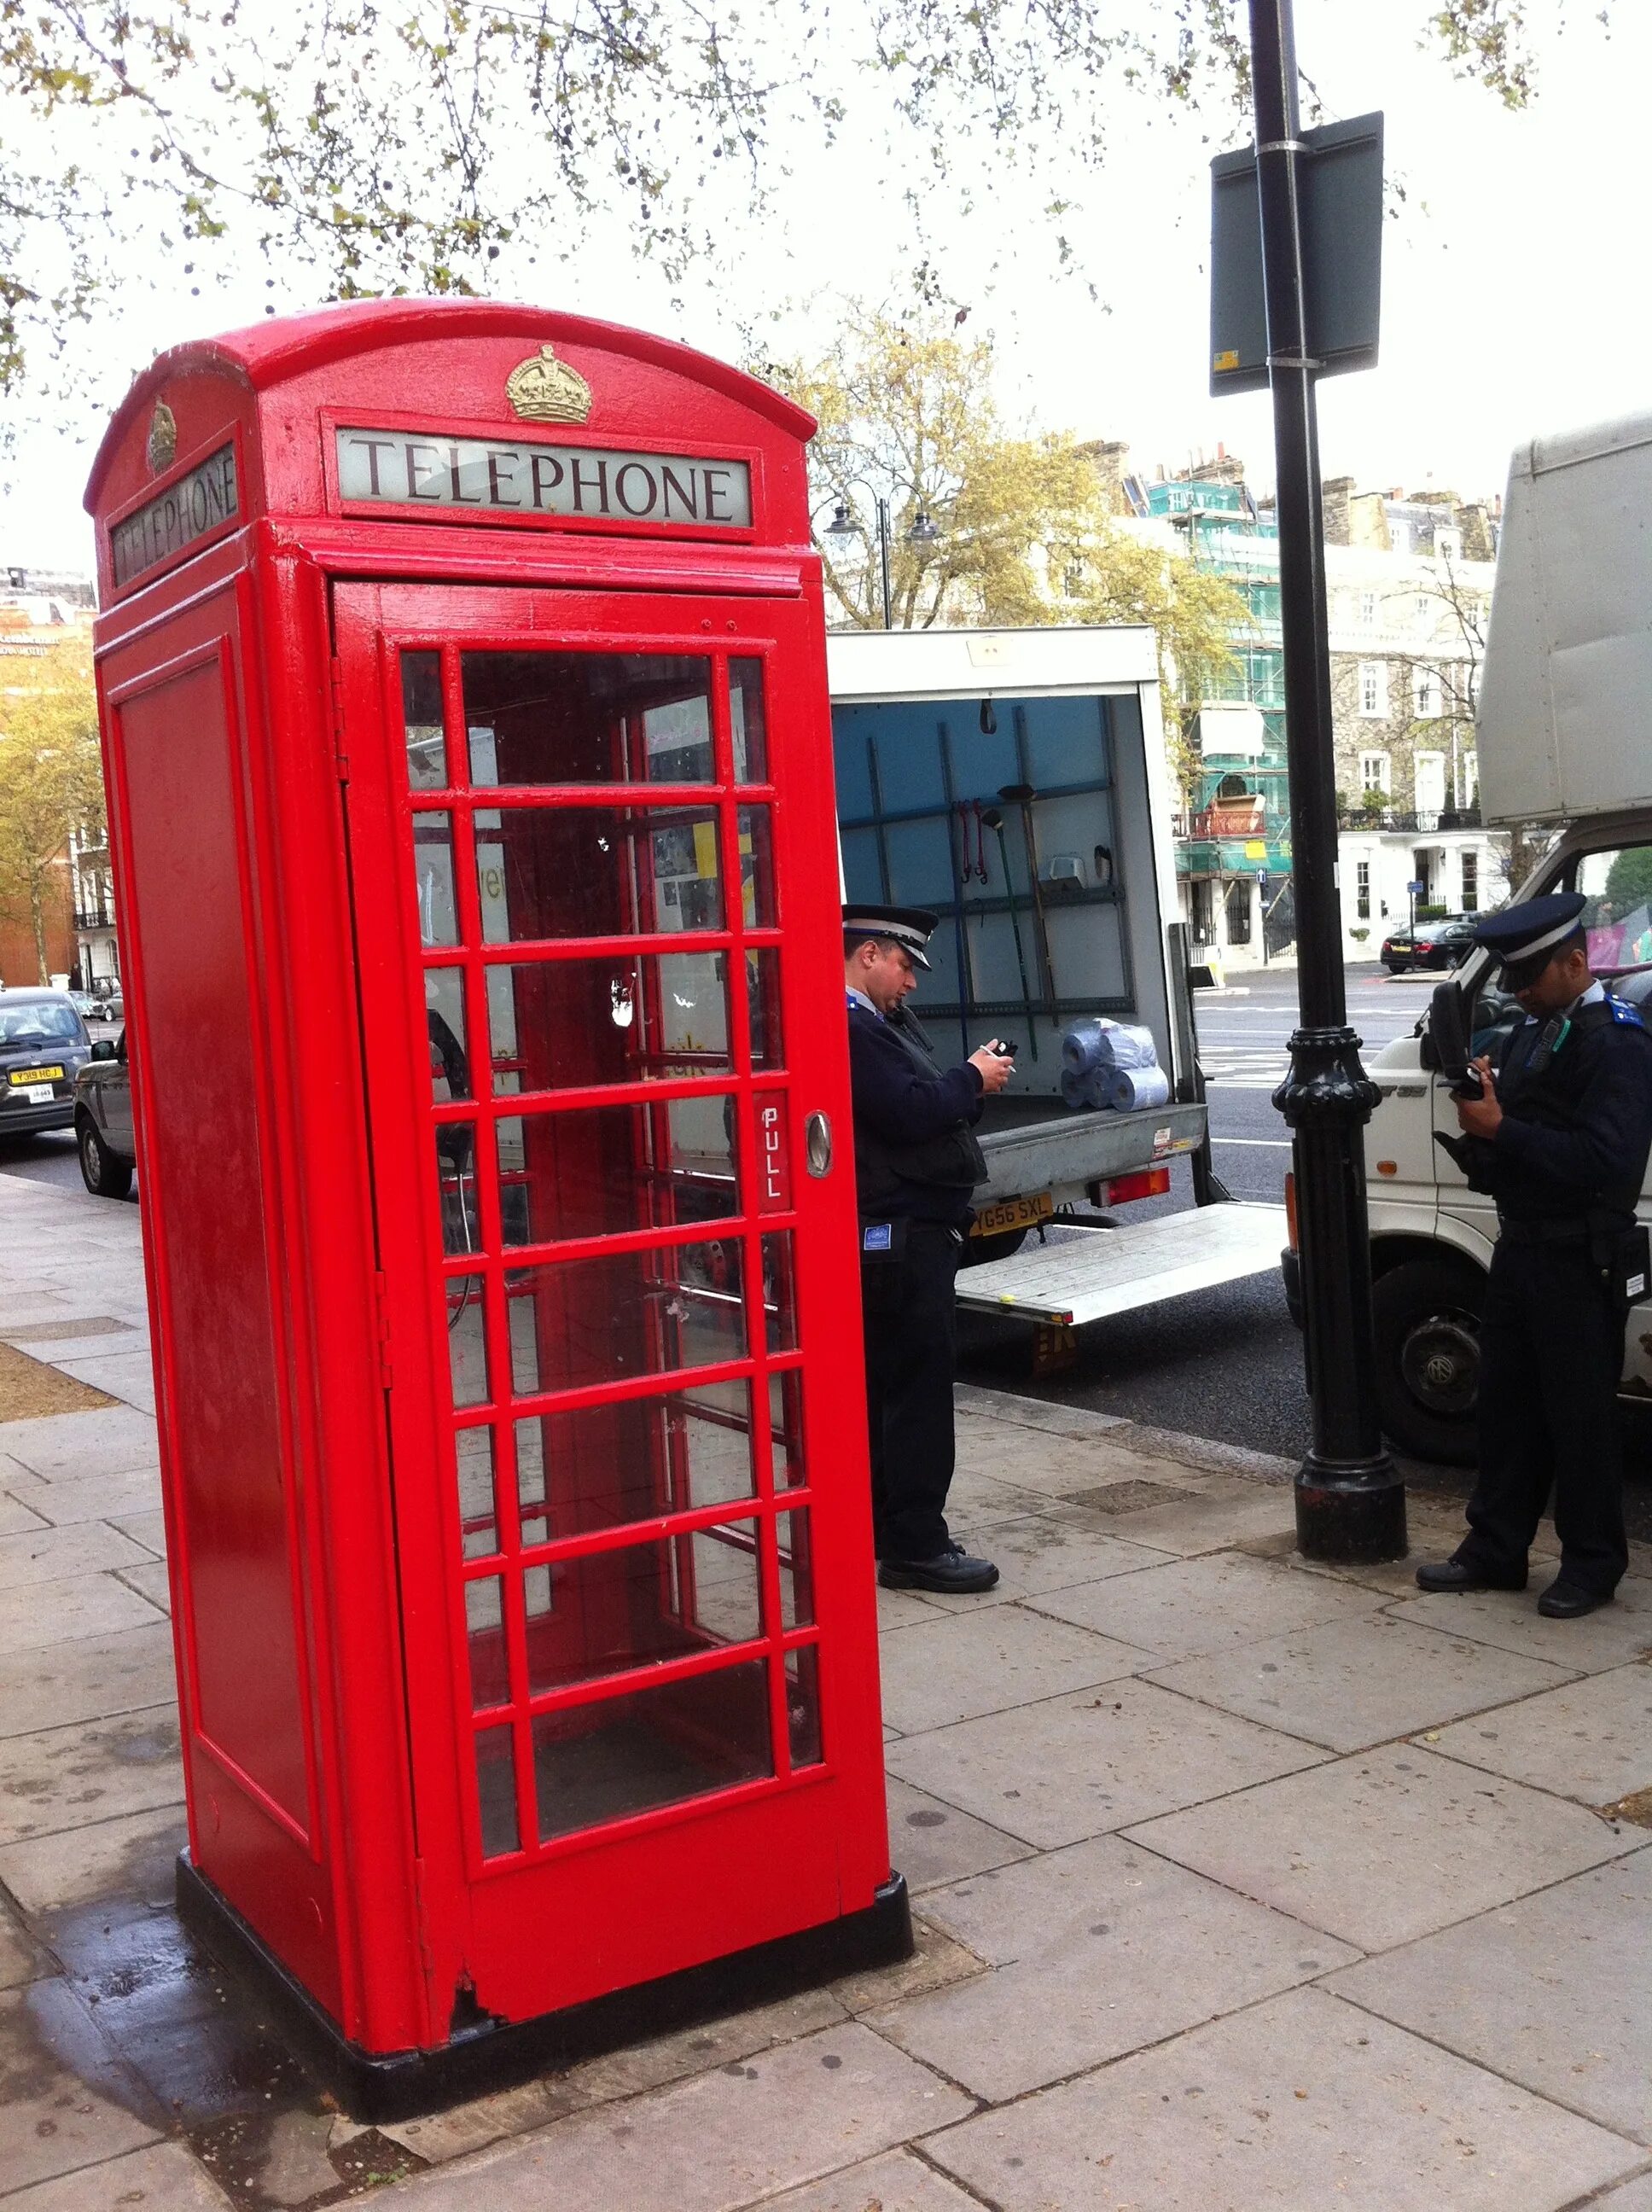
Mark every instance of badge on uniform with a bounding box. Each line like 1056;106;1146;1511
863;1224;893;1253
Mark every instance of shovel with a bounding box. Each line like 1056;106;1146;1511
980;805;1038;1060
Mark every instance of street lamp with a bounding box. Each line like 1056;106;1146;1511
822;492;942;629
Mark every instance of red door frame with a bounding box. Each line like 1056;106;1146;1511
334;579;888;2028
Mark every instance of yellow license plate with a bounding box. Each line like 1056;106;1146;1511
971;1191;1054;1238
9;1066;64;1085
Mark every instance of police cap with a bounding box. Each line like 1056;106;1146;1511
842;902;937;970
1474;892;1588;984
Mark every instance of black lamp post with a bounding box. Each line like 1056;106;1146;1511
824;494;942;629
1248;0;1407;1562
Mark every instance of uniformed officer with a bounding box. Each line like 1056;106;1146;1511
1417;892;1652;1617
844;904;1015;1593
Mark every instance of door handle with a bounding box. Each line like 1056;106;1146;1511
805;1111;833;1178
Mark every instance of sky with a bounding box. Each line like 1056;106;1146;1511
3;0;1646;574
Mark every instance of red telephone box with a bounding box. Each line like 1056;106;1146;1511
83;301;906;2112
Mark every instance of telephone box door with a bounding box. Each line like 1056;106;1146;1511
332;580;885;2027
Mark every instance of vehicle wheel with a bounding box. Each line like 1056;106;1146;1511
1372;1257;1483;1464
963;1225;1029;1268
77;1114;133;1200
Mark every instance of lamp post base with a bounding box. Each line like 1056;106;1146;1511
1294;1455;1408;1563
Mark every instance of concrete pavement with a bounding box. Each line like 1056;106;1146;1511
0;1168;1649;2210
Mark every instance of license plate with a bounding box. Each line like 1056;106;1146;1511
971;1190;1054;1238
9;1066;64;1085
12;1085;55;1104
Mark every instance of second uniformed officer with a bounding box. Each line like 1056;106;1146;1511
1417;893;1652;1617
843;904;1014;1593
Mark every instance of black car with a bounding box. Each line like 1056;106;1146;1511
1380;916;1478;975
0;989;95;1134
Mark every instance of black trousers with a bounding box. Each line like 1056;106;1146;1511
859;1218;964;1562
1457;1237;1628;1597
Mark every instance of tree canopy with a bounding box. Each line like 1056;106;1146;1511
0;643;104;983
765;307;1245;794
0;2;1608;438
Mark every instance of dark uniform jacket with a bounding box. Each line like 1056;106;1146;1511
1448;992;1652;1228
846;999;987;1225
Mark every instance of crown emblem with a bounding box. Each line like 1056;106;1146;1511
505;344;593;424
147;401;177;474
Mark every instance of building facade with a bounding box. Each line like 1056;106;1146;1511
0;577;106;990
1118;454;1509;967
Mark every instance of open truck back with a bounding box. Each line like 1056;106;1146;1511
828;625;1285;1329
1342;409;1652;1460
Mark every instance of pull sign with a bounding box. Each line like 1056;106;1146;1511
755;1094;791;1214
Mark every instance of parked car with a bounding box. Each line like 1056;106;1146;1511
1379;916;1479;974
0;989;94;1136
71;990;122;1025
73;1032;136;1196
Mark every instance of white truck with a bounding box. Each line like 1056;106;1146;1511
1342;410;1652;1461
828;624;1287;1333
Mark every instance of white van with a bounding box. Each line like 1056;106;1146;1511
1344;412;1652;1460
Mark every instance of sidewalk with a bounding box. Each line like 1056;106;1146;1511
1;1167;1649;2212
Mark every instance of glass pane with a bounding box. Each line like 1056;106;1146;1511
433;1124;482;1255
412;812;459;947
787;1644;823;1770
771;1371;806;1489
425;970;470;1102
762;1234;798;1352
746;950;783;1072
474;807;724;943
402;650;446;790
1575;845;1652;969
464;1574;509;1710
532;1658;771;1842
777;1508;814;1631
485;952;731;1096
521;1517;761;1697
514;1382;756;1545
507;1238;747;1398
455;1425;498;1560
496;1099;738;1248
730;659;768;783
474;1725;519;1859
462;652;715;785
446;1274;489;1407
738;807;777;928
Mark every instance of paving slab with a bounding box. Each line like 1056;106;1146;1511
2;2140;234;2211
0;1405;160;1479
953;1384;1130;1437
1126;1743;1642;1953
1424;1664;1652;1807
875;1583;940;1632
0;1803;186;1917
827;1917;988;2017
0;1978;164;2195
563;1987;849;2106
51;1352;158;1413
0;1569;164;1656
1145;1610;1577;1752
0;1490;48;1536
870;1836;1357;2101
1400;1575;1652;1674
375;2074;587;2166
1091;1481;1299;1557
387;2023;973;2212
886;1676;1327;1849
925;1986;1643;2212
104;1508;169;1558
0;1519;155;1591
0;1704;183;1846
740;2149;982;2210
0;1621;178;1738
117;1561;172;1612
1588;2174;1652;2209
2;1464;165;1527
883;1776;1037;1892
1030;1550;1382;1659
939;1464;1073;1528
916;1514;1172;1612
1325;1848;1652;2142
875;1605;1149;1736
0;1904;46;1991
